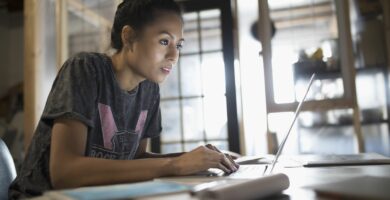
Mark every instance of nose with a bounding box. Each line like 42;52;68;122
166;45;179;64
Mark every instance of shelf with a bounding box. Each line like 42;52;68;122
294;63;387;81
293;60;341;80
267;98;354;113
356;65;387;73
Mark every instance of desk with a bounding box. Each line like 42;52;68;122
32;164;390;200
160;164;390;200
280;165;390;200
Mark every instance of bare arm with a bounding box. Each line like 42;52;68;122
134;139;184;159
50;119;238;189
49;119;177;189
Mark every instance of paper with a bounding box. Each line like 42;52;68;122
195;173;290;200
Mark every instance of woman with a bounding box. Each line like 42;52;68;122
9;0;238;198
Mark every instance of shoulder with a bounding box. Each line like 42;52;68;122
64;52;107;68
59;52;109;77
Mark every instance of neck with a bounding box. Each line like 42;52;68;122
110;52;143;91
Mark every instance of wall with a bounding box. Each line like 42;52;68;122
0;10;23;98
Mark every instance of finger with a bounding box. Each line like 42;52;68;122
225;154;240;169
208;145;237;171
220;154;237;172
230;155;239;160
217;163;231;174
205;144;215;151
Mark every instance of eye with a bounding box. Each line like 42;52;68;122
159;39;169;46
176;44;183;50
176;41;184;50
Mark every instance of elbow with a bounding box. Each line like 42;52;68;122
50;164;71;189
50;159;82;189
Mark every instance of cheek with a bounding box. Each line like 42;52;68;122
143;47;165;64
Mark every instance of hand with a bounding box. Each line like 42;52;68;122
172;145;239;175
206;144;240;171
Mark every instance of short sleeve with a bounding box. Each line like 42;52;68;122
41;54;98;128
142;86;162;139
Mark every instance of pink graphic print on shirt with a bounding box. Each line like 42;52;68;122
135;110;148;134
98;103;148;150
98;103;117;150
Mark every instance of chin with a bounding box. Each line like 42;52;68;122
148;76;167;84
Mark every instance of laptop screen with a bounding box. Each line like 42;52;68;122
266;73;315;174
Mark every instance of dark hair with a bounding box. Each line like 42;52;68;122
111;0;183;51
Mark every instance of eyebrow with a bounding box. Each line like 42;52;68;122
160;31;185;42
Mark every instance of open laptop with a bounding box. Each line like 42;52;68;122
289;153;390;167
205;74;316;178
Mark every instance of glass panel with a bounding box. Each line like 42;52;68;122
200;9;221;19
363;124;390;156
202;52;226;96
200;9;222;51
180;55;202;96
268;112;299;154
160;65;180;98
204;96;228;139
85;0;117;20
295;78;344;101
162;143;183;154
181;12;200;54
268;0;339;103
67;0;116;56
184;141;205;152
299;126;355;154
356;73;386;112
160;100;182;142
182;98;204;141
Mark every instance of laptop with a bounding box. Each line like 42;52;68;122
290;153;390;167
205;74;316;178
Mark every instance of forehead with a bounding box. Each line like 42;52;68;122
143;12;184;37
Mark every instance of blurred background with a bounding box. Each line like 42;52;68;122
0;0;389;171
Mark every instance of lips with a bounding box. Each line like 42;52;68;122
161;66;172;74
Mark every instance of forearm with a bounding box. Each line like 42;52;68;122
50;156;177;189
138;152;185;158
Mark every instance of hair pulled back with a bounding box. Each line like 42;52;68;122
111;0;182;51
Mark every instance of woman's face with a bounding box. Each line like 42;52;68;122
125;12;184;83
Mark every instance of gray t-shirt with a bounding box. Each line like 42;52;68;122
9;52;162;199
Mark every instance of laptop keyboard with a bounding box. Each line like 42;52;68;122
207;165;268;179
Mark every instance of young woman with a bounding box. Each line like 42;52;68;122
9;0;238;198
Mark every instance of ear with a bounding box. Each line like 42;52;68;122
121;25;136;51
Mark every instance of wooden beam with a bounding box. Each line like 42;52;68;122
258;0;275;154
274;13;333;29
67;0;112;29
271;1;333;21
335;0;364;153
56;0;68;69
23;0;41;151
267;98;355;113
